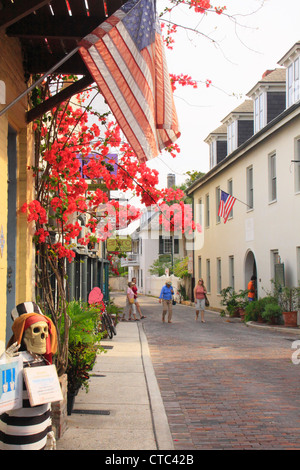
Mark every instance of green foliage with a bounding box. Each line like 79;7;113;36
106;298;123;319
178;284;188;301
261;303;283;325
220;287;248;316
244;296;277;322
66;300;103;346
65;300;105;394
173;257;190;279
149;255;172;276
264;281;300;312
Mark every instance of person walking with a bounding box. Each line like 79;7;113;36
247;275;256;302
193;278;207;322
131;277;146;319
127;282;139;321
159;280;174;323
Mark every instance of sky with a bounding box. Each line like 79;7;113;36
143;0;300;189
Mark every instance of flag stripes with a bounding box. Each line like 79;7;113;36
218;190;236;223
79;0;180;162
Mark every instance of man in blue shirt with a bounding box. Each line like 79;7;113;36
159;280;175;323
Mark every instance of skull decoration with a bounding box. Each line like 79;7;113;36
23;321;49;355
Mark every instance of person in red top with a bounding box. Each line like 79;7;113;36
193;278;207;323
247;275;256;302
131;277;146;320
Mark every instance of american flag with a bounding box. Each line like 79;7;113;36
218;190;236;223
79;0;180;163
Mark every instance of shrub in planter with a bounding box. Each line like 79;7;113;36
220;287;248;317
261;303;283;325
244;300;261;322
62;301;105;414
244;296;277;323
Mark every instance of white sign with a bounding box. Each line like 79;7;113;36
0;355;23;413
23;364;63;407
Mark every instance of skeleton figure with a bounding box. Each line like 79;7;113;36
0;304;57;450
23;321;49;355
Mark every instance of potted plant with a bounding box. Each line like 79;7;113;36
63;301;105;414
279;286;300;327
220;287;248;318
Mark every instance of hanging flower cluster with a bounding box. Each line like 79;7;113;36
22;82;201;264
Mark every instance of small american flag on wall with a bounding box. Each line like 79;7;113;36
79;0;180;163
218;190;236;223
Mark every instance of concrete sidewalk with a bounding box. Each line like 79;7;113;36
56;321;174;451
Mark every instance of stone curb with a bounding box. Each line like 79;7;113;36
246;321;300;335
137;322;174;450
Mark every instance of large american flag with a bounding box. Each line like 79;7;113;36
218;190;236;223
79;0;180;163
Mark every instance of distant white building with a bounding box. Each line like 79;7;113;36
186;41;300;310
121;207;184;297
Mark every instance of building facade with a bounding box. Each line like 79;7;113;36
0;31;36;353
187;41;300;310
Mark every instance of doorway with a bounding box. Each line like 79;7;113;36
245;250;257;297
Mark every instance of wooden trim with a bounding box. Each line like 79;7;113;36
26;75;94;123
0;0;51;29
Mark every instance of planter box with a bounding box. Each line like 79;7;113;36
282;311;298;328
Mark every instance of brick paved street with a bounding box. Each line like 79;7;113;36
130;294;300;450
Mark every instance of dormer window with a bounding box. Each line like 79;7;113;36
278;41;300;108
221;100;253;155
205;124;227;170
227;120;237;154
247;69;286;134
254;92;266;132
287;57;299;106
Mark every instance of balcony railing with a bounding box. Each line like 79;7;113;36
120;253;140;267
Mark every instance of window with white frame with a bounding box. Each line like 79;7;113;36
217;258;222;294
254;93;265;133
216;186;221;223
246;166;254;209
198;256;202;280
270;249;279;280
229;256;234;289
295;138;300;192
297;247;300;286
227;179;234;219
198;198;203;227
206;259;211;293
210;142;216;169
288;57;300;107
205;194;210;227
227;121;237;154
269;152;277;202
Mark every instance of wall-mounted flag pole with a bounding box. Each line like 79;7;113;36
218;190;236;223
218;189;253;223
0;47;79;118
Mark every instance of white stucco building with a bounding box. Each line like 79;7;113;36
121;207;184;297
187;41;300;311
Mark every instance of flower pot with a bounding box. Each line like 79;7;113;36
282;311;298;328
67;391;77;415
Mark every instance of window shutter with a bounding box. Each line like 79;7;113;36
159;235;163;254
174;237;179;254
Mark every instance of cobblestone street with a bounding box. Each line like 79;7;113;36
128;294;300;450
